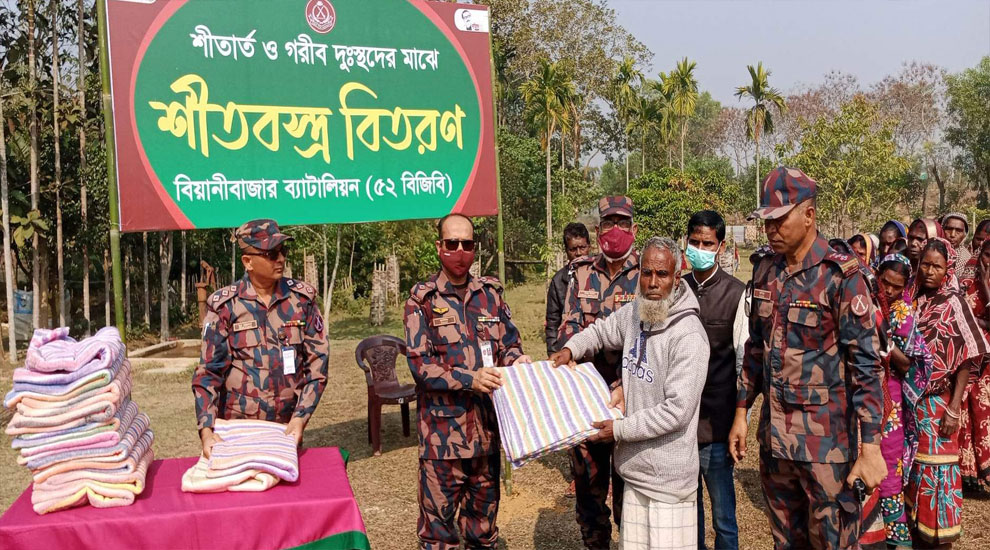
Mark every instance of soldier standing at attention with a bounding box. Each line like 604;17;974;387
558;196;640;550
404;213;531;550
727;168;888;549
193;219;329;457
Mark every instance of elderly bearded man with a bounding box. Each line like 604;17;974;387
551;237;710;550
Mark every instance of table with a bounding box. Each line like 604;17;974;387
0;447;369;550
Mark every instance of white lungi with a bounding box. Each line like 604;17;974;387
619;485;697;550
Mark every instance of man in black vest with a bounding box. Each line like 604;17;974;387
684;210;747;550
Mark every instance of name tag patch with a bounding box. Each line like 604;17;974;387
432;316;457;327
578;290;599;300
232;320;258;332
753;289;772;301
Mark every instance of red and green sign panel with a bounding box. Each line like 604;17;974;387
106;0;497;232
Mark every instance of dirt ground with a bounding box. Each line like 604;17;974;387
2;280;990;549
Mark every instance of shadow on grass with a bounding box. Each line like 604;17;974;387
305;408;418;461
736;466;768;513
532;494;614;550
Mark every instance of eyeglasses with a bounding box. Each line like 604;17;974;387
441;239;476;252
600;218;633;231
245;247;287;261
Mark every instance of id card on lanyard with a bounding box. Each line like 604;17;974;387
480;341;495;368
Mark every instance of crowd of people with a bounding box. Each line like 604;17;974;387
189;168;990;550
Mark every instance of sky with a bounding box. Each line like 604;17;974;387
608;0;990;104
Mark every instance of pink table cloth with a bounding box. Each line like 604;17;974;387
0;447;369;550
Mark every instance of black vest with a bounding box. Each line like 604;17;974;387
686;268;746;444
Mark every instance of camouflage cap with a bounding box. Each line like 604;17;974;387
234;219;294;251
748;167;817;221
599;196;634;219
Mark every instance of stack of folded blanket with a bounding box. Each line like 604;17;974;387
182;418;299;493
4;327;155;514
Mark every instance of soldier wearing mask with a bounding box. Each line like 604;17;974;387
557;196;640;550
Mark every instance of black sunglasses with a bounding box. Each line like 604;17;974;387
441;239;476;252
245;246;287;261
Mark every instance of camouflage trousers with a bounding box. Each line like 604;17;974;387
759;450;861;550
570;440;624;550
418;455;500;550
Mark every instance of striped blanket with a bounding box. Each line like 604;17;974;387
25;327;125;374
18;407;148;470
16;400;139;460
491;361;623;468
30;446;154;515
181;456;280;493
208;419;299;482
32;428;154;484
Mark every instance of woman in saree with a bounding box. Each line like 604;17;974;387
873;254;933;547
849;233;878;269
907;238;990;548
906;219;944;275
957;238;990;493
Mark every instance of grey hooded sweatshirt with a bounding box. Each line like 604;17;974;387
563;280;709;503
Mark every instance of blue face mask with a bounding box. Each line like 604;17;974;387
685;244;718;271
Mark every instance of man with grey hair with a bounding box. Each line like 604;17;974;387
552;236;710;550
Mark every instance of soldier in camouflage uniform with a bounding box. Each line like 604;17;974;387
192;219;329;457
727;168;888;549
404;213;531;550
558;196;640;550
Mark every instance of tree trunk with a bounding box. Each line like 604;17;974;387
180;231;187;310
348;225;356;281
325;225;342;320
79;0;90;336
230;231;236;281
28;0;41;331
679;116;686;172
159;232;172;340
667;145;672;168
142;232;150;327
103;249;110;326
931;162;946;213
124;247;131;328
545;130;553;279
641;131;646;176
52;0;66;327
0;97;17;361
756;135;760;208
624;131;629;191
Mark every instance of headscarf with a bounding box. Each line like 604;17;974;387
941;212;969;235
912;218;945;240
854;232;876;265
913;237;990;396
869;234;880;254
881;220;907;239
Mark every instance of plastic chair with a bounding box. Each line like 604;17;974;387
355;335;417;456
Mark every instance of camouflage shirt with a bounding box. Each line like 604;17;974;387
558;253;640;385
738;234;884;463
404;271;524;460
192;275;329;431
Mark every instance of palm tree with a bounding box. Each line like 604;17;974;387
51;0;66;327
664;57;699;172
650;75;677;168
78;0;91;336
521;59;575;275
610;56;642;190
735;62;787;208
630;92;659;177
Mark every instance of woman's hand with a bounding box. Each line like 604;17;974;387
939;409;960;439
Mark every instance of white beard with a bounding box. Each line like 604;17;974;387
637;289;675;326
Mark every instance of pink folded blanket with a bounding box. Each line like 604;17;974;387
5;397;131;436
25;326;125;374
11;419;117;450
31;421;153;484
10;384;130;432
208;419;299;482
13;349;123;388
17;404;143;469
14;361;132;412
4;368;115;404
181;455;280;493
30;446;154;515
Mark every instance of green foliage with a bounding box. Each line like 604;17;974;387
627;165;732;242
945;56;990;207
787;96;912;236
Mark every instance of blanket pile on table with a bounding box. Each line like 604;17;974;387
4;327;155;514
181;419;299;493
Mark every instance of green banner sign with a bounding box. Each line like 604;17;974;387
106;0;498;231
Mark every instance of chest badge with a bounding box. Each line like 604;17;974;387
432;306;449;315
232;320;258;332
432;316;457;327
578;290;599;300
615;293;635;304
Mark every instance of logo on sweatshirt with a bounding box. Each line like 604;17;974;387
623;338;655;383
